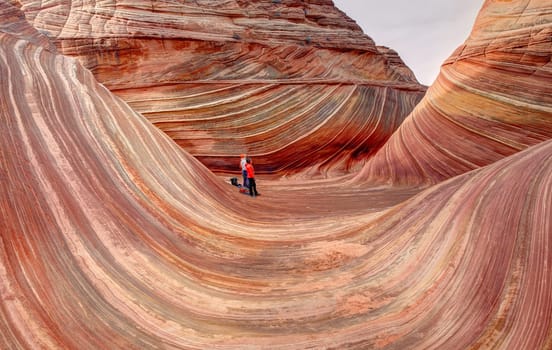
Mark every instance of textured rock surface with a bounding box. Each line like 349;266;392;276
1;1;552;350
356;0;552;185
18;0;426;177
0;0;55;51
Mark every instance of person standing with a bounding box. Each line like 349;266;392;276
240;154;248;188
245;158;259;197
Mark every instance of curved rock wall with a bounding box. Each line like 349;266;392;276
0;0;56;51
2;1;552;349
18;0;426;177
356;0;552;185
2;27;552;348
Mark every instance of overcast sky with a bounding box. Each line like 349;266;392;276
332;0;484;85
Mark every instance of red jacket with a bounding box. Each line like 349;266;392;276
245;163;255;178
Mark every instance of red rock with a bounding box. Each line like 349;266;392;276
18;0;425;177
356;0;552;185
1;1;552;349
0;0;55;51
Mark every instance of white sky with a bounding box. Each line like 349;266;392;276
332;0;483;85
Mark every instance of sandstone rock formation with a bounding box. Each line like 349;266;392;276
18;0;426;177
356;0;552;185
0;0;55;51
1;0;552;349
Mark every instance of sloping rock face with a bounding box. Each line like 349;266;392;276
0;0;55;51
18;0;426;177
356;0;552;185
2;1;552;350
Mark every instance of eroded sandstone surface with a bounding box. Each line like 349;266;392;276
1;1;551;349
356;0;552;185
18;0;426;177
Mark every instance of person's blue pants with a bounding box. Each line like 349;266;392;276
242;170;248;187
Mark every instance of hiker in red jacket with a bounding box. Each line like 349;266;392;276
245;158;259;197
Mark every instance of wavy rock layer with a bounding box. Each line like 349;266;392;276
19;0;425;177
0;0;55;51
357;0;552;185
115;82;422;176
3;26;552;349
2;1;552;350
